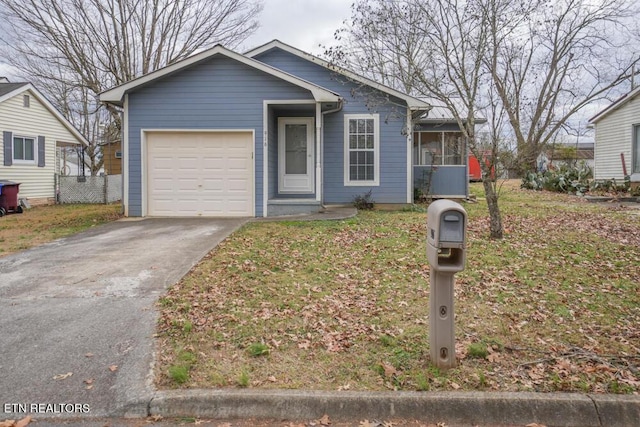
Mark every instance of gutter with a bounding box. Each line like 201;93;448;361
320;99;344;208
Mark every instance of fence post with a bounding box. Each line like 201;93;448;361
103;174;108;204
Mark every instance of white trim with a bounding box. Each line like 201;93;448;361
278;117;315;194
262;99;318;216
406;107;412;203
100;45;341;105
123;94;129;216
11;134;37;165
590;86;640;124
344;113;380;186
0;84;89;146
245;40;430;109
141;128;256;217
315;103;322;202
263;101;269;217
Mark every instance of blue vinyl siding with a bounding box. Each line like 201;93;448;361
254;48;409;204
126;54;314;216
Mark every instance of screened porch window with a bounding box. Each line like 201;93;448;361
413;132;463;165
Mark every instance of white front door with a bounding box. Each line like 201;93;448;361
278;117;314;193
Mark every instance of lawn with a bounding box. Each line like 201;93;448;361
156;182;640;394
0;203;122;257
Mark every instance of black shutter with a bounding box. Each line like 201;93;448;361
37;135;45;167
3;131;12;166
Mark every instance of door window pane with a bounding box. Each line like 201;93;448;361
285;124;307;174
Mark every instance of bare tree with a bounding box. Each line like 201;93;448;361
486;0;640;173
329;0;506;238
0;0;262;174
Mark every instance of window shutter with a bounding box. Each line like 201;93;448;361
37;136;45;167
3;131;12;166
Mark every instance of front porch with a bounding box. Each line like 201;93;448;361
265;101;338;216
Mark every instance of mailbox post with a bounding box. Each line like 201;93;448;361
426;200;467;369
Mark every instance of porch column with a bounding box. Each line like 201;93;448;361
316;103;322;202
406;108;413;203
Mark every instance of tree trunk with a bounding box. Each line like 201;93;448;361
483;177;503;239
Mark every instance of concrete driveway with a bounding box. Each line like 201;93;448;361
0;217;247;419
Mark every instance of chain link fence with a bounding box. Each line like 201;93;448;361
56;174;122;204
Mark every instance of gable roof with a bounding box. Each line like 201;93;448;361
589;86;640;124
0;82;28;97
245;40;431;110
0;82;89;146
100;45;342;106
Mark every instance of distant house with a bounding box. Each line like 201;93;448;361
100;140;122;175
100;40;475;217
0;78;88;205
589;87;640;186
537;142;595;172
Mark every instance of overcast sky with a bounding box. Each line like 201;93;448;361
241;0;353;54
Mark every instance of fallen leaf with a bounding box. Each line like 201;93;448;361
108;365;118;372
53;372;73;380
526;424;546;427
15;416;31;427
267;375;277;382
84;378;94;384
381;362;397;378
85;353;94;358
359;420;374;427
319;414;331;425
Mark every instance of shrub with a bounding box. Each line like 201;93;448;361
521;162;592;195
353;190;375;210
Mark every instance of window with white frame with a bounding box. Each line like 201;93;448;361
344;114;379;185
13;136;36;163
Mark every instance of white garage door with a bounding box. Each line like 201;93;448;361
146;131;254;217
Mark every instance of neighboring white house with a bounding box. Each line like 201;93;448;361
0;79;89;205
589;86;640;185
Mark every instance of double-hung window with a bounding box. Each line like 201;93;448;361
13;136;36;164
344;114;380;186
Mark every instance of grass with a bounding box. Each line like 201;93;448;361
156;181;640;393
0;203;122;257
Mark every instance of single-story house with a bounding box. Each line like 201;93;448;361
536;142;595;172
589;86;640;185
1;78;89;205
100;40;472;217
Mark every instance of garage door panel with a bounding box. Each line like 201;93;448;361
147;131;253;217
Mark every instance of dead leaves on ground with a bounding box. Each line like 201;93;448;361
155;187;640;393
0;417;31;427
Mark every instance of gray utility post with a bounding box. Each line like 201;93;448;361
426;200;467;369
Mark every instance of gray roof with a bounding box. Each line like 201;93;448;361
416;97;486;123
0;82;29;97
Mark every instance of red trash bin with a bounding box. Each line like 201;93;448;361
0;180;23;216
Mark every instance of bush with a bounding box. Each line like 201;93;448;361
521;162;592;195
353;190;375;210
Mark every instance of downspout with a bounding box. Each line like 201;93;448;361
320;99;344;207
